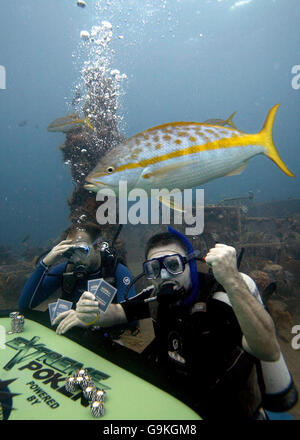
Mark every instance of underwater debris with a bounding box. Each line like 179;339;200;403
248;270;271;293
0;245;17;265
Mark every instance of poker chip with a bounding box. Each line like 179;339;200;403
83;385;96;400
81;375;94;389
75;368;88;378
90;400;105;418
16;315;24;333
75;376;84;388
8;312;25;334
91;389;106;402
65;376;77;393
65;371;108;418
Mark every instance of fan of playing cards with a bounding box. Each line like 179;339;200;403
48;279;117;325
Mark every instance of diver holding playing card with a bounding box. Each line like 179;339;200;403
18;223;137;334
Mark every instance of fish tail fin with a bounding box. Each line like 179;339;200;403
259;104;294;177
226;111;237;129
84;117;95;131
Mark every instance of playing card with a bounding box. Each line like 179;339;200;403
87;278;103;296
48;302;57;325
53;299;73;321
94;279;117;313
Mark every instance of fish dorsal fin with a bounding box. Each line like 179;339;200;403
225;161;249;176
226;112;237;129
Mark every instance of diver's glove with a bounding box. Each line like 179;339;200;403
53;309;88;335
53;292;100;335
75;291;100;324
205;243;240;288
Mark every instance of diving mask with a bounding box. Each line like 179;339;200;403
143;251;199;280
63;243;91;260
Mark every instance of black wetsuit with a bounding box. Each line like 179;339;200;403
121;272;260;419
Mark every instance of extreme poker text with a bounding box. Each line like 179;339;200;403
4;335;111;408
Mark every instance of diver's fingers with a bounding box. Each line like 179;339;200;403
55;244;74;252
206;248;227;258
214;243;236;253
56;314;75;335
53;310;71;325
77;299;99;307
79;292;96;301
204;255;216;265
57;319;73;335
207;246;225;253
77;306;99;314
56;243;73;249
53;242;73;251
59;320;76;335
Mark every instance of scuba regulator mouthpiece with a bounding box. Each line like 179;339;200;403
61;263;88;296
63;263;88;279
156;281;186;305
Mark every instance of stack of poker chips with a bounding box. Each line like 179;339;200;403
8;312;25;334
65;369;107;418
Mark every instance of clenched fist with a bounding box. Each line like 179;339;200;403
205;244;240;287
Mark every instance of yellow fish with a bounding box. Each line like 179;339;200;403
85;105;294;198
203;111;238;129
47;114;94;133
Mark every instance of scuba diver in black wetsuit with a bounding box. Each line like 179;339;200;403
19;223;137;335
54;226;298;419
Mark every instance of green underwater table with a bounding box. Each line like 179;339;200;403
0;310;201;420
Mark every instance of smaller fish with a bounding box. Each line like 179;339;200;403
77;0;87;7
6;276;10;283
22;234;31;244
18;120;28;128
204;112;237;129
47;114;94;133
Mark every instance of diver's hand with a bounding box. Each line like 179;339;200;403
43;240;74;266
205;244;241;288
76;291;100;324
53;309;88;335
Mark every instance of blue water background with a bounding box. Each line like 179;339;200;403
0;0;299;248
